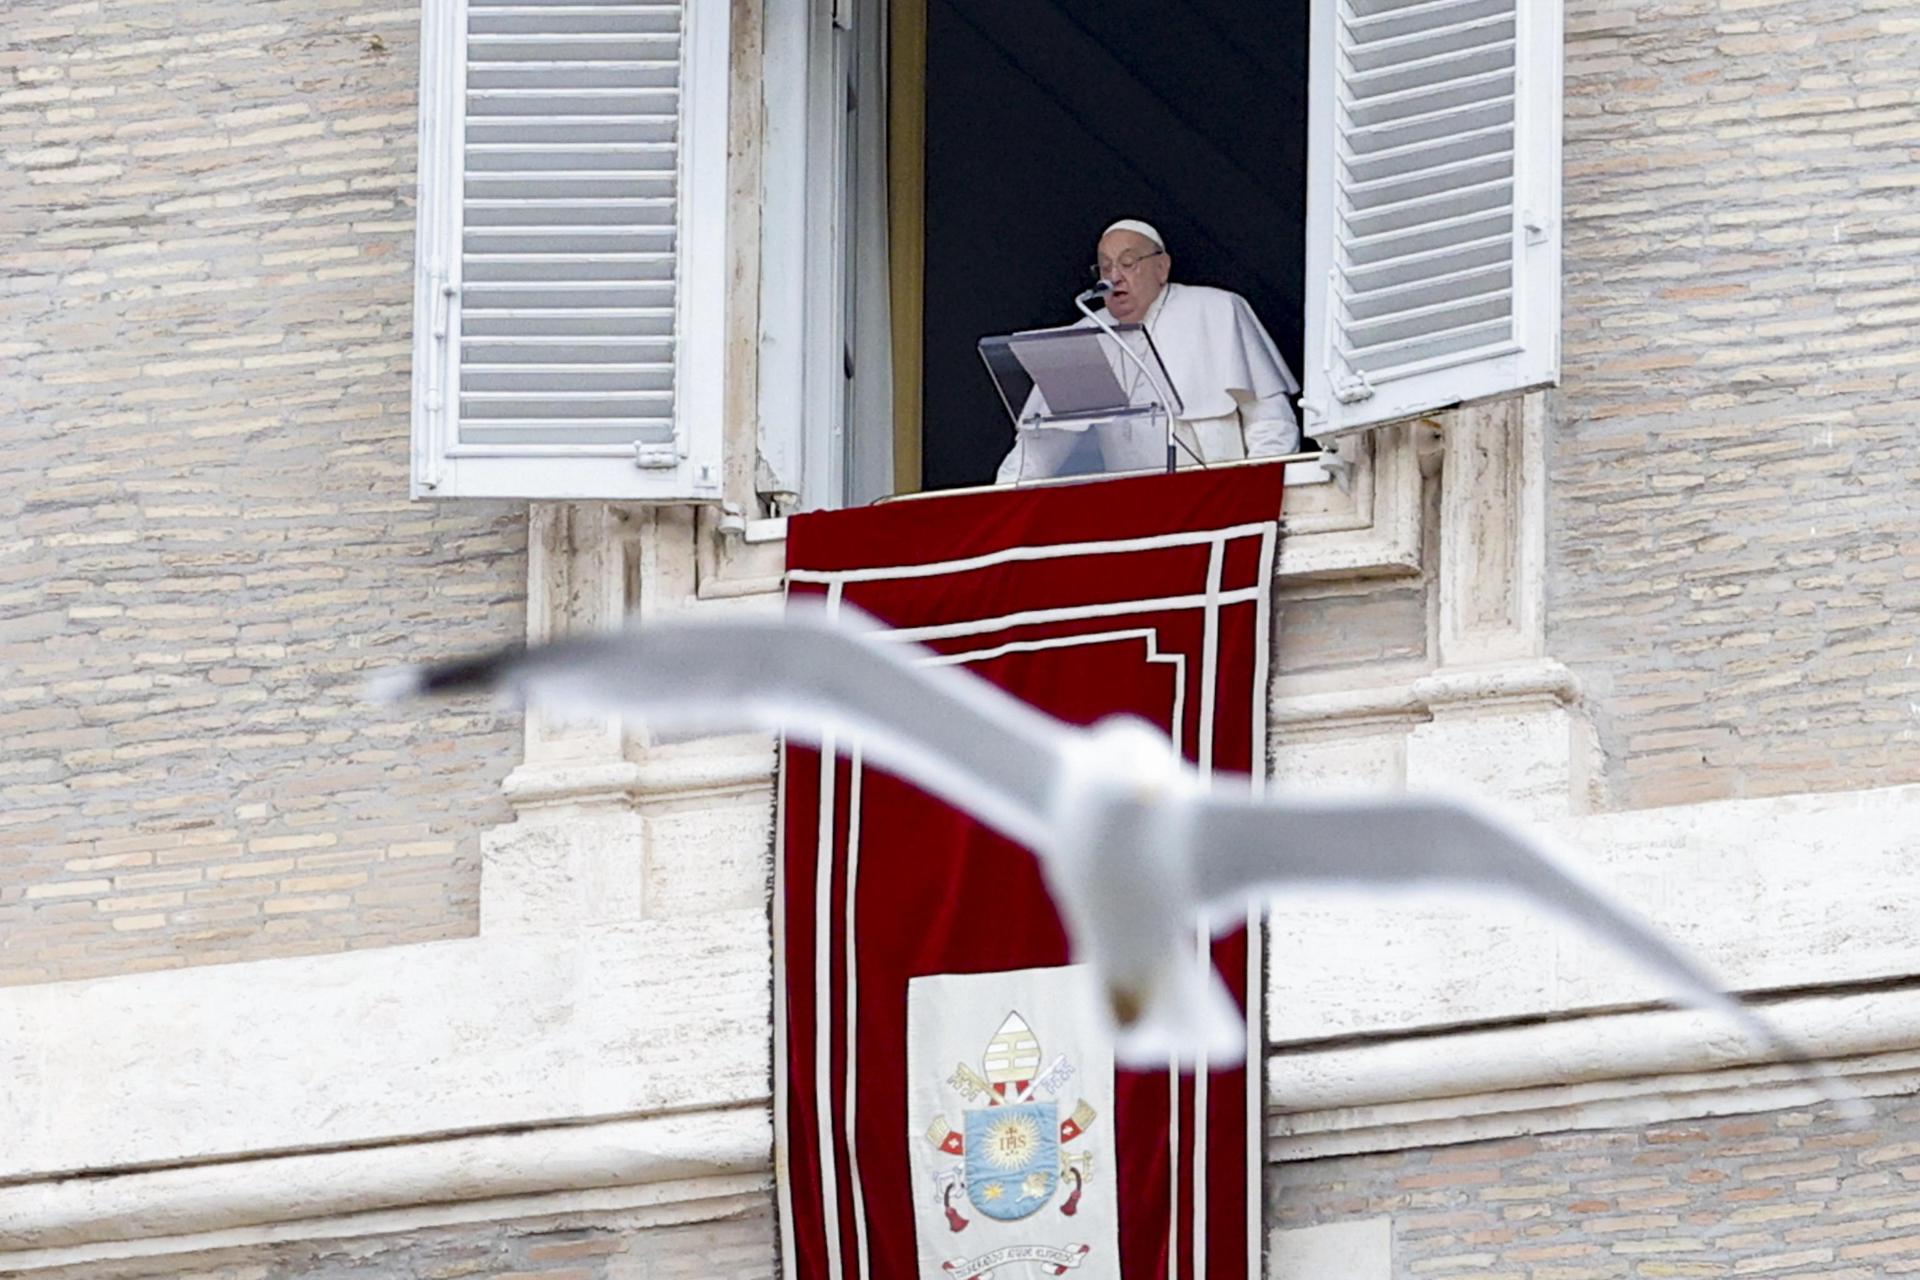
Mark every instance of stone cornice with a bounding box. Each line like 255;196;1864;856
500;743;776;812
0;1108;771;1271
1267;989;1920;1161
1270;659;1579;734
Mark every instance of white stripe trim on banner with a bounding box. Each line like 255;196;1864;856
1252;525;1275;791
889;586;1263;646
814;727;843;1280
786;521;1273;584
1249;524;1276;1280
928;628;1187;760
1169;1053;1182;1280
1198;538;1224;780
1246;909;1264;1279
844;748;871;1280
776;574;800;1280
773;727;799;1278
1192;536;1225;1280
815;584;846;1280
1192;930;1209;1280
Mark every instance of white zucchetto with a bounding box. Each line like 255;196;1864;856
1101;219;1165;251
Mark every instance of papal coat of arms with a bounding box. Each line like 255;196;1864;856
921;1010;1099;1276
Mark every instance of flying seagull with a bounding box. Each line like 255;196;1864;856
373;606;1853;1106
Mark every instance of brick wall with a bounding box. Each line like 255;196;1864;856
1549;0;1920;810
18;1197;775;1280
1274;1098;1920;1277
0;0;526;985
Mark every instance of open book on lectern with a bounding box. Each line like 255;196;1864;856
977;323;1185;433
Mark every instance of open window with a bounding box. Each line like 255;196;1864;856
407;0;1559;509
757;0;1560;510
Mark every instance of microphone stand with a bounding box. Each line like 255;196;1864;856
1075;284;1185;475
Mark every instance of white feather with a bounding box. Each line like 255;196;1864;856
379;607;1864;1111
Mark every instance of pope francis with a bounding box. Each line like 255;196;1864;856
995;219;1301;484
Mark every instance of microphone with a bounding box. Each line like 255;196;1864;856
1072;280;1192;475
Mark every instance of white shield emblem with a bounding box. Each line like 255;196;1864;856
908;965;1120;1278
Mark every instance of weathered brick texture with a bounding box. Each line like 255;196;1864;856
1550;0;1920;809
12;1196;775;1280
1275;1098;1920;1277
0;0;525;985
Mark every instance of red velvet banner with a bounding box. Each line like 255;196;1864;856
777;465;1284;1280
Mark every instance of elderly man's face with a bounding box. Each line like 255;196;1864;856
1097;230;1170;324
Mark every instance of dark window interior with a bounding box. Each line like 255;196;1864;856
920;0;1311;491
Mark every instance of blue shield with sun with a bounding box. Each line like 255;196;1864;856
963;1100;1059;1221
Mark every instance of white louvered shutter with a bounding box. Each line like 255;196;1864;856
1301;0;1560;437
411;0;729;500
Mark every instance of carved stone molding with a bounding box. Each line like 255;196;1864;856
1268;991;1920;1162
0;1108;771;1271
692;433;1430;599
1435;392;1547;669
1276;425;1425;581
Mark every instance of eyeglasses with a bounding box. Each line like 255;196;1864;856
1089;249;1164;281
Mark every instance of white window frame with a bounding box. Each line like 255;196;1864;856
409;0;731;502
756;0;848;511
757;0;894;513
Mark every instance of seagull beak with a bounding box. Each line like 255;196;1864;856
1109;960;1248;1069
1107;982;1146;1027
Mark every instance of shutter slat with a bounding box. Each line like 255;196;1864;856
1347;44;1513;101
1346;319;1512;372
1346;68;1513;128
469;63;678;91
465;287;673;310
1345;285;1511;347
464;340;674;364
1344;122;1508;183
1344;206;1510;266
467;144;675;165
468;176;674;200
457;425;676;447
1343;262;1513;323
1344;233;1510;293
467;37;677;58
1347;151;1512;207
466;231;673;255
1348;0;1510;42
1344;176;1512;239
467;121;677;145
470;11;680;36
467;90;679;115
463;252;676;282
464;366;673;394
462;391;675;412
463;315;674;338
1344;95;1514;155
1343;14;1514;73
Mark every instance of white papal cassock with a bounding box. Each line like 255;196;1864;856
996;281;1301;484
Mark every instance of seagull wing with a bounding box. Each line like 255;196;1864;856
373;606;1071;851
1184;791;1826;1079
